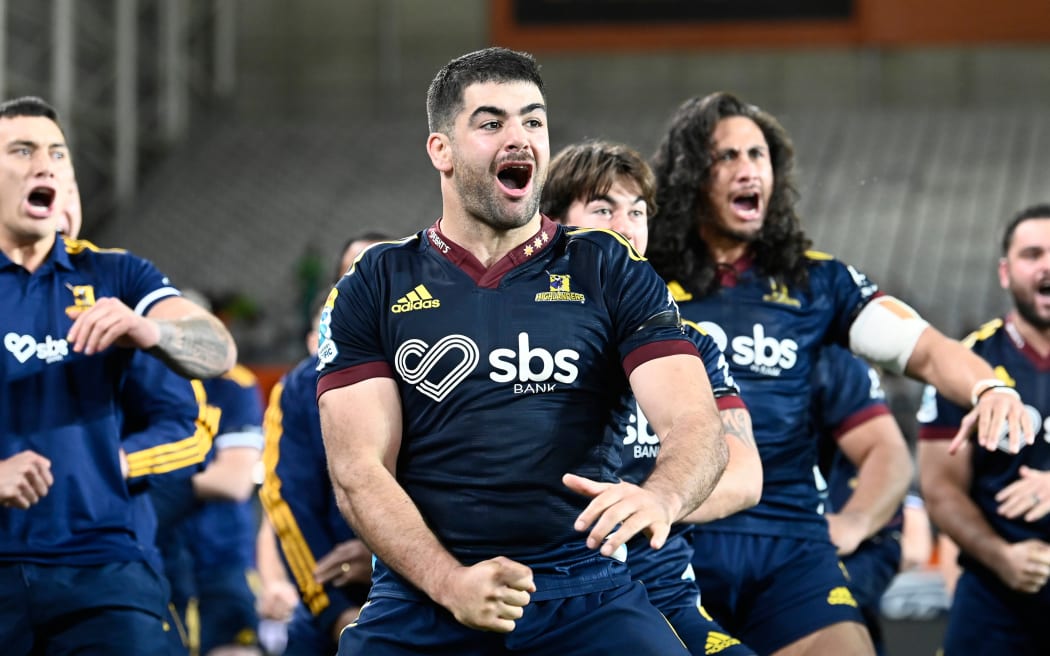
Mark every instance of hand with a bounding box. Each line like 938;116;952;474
825;511;868;556
0;451;54;509
949;389;1033;455
993;539;1050;594
996;466;1050;522
314;539;372;586
563;473;676;556
256;579;299;622
66;297;161;355
436;557;534;633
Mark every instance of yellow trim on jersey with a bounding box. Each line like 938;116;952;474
962;318;1003;347
125;380;219;478
62;236;127;255
224;363;259;389
258;381;330;616
682;319;708;336
804;249;834;261
667;281;693;302
566;227;646;261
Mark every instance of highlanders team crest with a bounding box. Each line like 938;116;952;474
535;274;585;303
65;283;96;313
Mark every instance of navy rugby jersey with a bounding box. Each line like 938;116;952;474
120;350;216;491
813;345;902;538
621;323;745;608
1;235;185;564
670;251;880;540
317;217;696;568
261;355;367;632
917;316;1050;577
178;366;265;570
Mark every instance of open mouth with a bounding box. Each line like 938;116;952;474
1037;280;1050;297
25;186;57;218
731;192;760;214
497;161;533;193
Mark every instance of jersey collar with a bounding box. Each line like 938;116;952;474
426;216;558;289
716;252;755;288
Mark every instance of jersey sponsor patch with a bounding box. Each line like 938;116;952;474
4;333;69;364
394;335;479;402
705;631;743;654
391;284;441;313
64;283;96;313
316;288;339;370
534;274;585;303
827;586;858;607
762;280;801;307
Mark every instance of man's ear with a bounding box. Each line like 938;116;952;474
427;133;453;173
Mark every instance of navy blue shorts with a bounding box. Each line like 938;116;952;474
842;531;901;654
943;569;1050;656
194;566;260;653
692;532;865;655
284;603;337;656
338;581;690;655
663;604;757;656
0;561;170;656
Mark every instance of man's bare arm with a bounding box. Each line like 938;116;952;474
319;378;533;633
682;406;762;523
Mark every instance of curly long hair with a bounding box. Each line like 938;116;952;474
649;92;811;295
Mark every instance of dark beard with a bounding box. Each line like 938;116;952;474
1013;292;1050;331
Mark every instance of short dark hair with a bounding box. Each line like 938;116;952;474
649;91;810;295
542;140;656;222
332;231;394;282
1002;203;1050;255
426;47;545;134
0;96;60;123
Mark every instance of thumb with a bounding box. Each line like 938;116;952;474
562;473;608;498
494;558;535;592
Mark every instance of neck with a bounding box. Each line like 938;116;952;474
699;225;749;265
1009;311;1050;357
439;204;541;269
0;232;56;273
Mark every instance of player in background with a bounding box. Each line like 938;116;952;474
812;345;913;655
260;233;388;656
647;90;1028;656
542;139;760;656
0;95;235;654
918;204;1050;655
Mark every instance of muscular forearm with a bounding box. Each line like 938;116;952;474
644;410;727;522
839;439;912;540
927;486;1008;573
331;461;462;606
682;407;759;523
905;328;996;408
149;315;236;379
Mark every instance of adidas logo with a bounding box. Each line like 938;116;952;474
705;631;742;654
391;284;441;313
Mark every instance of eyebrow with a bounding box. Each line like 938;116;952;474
7;139;67;149
588;193;646;205
469;102;547;122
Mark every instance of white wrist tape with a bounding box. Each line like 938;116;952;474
970;379;1019;407
848;296;930;375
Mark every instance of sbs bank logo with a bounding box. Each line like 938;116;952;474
393;332;581;401
695;321;797;376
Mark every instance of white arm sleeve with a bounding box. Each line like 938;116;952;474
848;296;930;375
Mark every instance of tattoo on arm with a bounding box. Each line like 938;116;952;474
721;407;756;449
149;316;233;379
